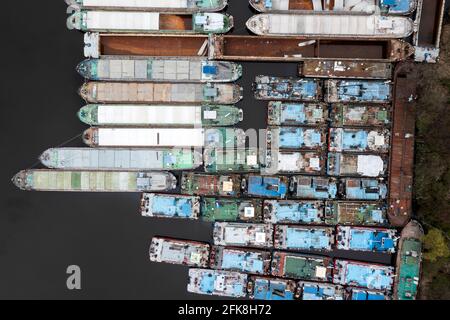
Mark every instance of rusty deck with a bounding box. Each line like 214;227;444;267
92;34;415;62
388;64;417;227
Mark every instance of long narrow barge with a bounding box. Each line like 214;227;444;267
66;0;228;12
78;104;243;127
67;10;233;34
12;170;177;192
246;14;414;38
298;60;393;79
77;58;242;82
39;147;203;171
84;33;415;62
79;82;243;104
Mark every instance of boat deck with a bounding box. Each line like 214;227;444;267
388;64;416;227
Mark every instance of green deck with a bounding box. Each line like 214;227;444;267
397;238;422;300
284;256;324;280
201;197;262;222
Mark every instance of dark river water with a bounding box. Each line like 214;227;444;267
1;1;440;299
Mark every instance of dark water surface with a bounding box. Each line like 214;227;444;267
0;1;419;299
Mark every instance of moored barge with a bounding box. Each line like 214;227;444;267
246;14;413;38
67;10;233;34
248;277;299;300
243;175;289;199
254;76;322;101
266;127;327;151
289;176;338;199
249;0;378;13
274;225;335;251
39;147;202;171
298;281;345;300
201;198;263;222
299;60;394;79
342;178;388;200
325;79;393;103
267;102;328;126
336;225;398;253
84;33;415;62
187;269;248;298
149;237;210;267
213;222;274;248
263;200;330;225
262;150;325;175
140;194;200;219
329;104;391;127
77;58;242;82
203;148;260;173
327;153;388;177
181;173;242;197
325;201;389;226
210;246;271;275
12;170;177;192
328;128;391;153
66;0;228;12
78;104;243;127
79;82;243;104
271;252;333;282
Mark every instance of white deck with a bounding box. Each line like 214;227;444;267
96;105;203;125
85;11;160;31
95;128;205;147
81;0;188;8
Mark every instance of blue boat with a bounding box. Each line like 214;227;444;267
140;193;200;219
274;225;335;251
336;226;398;253
244;175;289;199
267;127;326;150
325;80;392;103
254;76;322;101
187;269;248;298
328;128;390;153
263;200;330;225
210;246;271;275
289;176;338;199
333;259;395;291
267;102;327;126
249;277;298;300
298;281;345;300
344;178;388;201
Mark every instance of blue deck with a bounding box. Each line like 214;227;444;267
380;0;412;14
199;272;245;296
252;278;295;300
285;227;332;250
302;283;342;300
336;81;391;103
349;229;396;253
221;251;265;274
281;103;307;123
350;289;387;300
342;130;368;150
345;179;388;200
257;78;319;100
345;263;393;290
272;202;322;224
247;176;287;198
152;195;194;218
295;179;338;199
278;128;322;149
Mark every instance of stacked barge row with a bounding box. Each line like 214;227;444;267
77;58;242;82
83;33;415;62
65;0;229;12
140;194;390;227
39;147;203;171
79;82;243;104
77;104;243;127
67;10;233;34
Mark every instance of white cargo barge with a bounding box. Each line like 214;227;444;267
77;104;243;127
39;147;202;171
67;10;233;34
66;0;228;12
246;14;413;38
79;82;243;104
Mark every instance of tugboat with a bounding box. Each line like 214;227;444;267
393;220;424;300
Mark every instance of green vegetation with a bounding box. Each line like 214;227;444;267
415;25;450;300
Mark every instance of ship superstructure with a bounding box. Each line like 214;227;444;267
149;237;210;267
